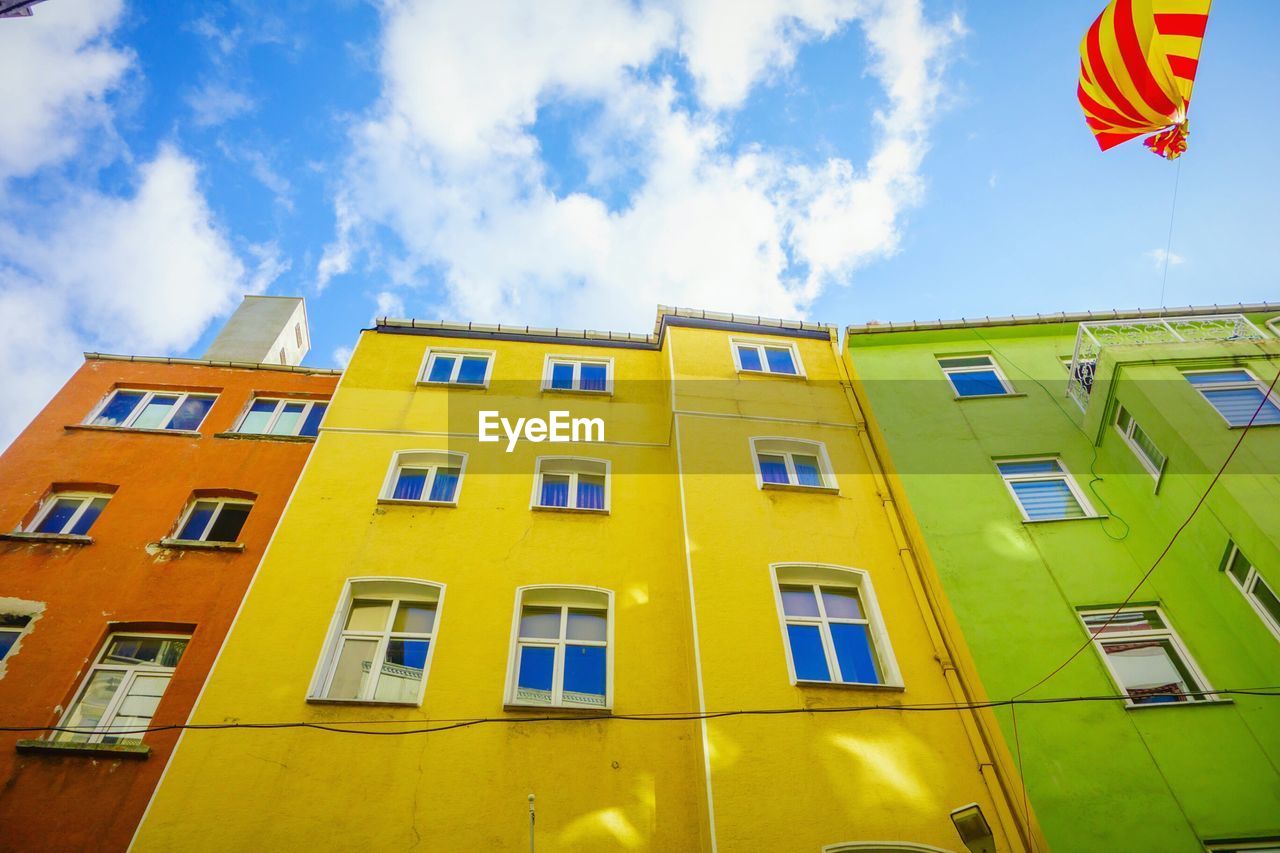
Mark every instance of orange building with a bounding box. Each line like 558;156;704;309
0;297;339;852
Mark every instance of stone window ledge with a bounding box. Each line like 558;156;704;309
16;739;149;759
157;538;245;552
1;532;92;546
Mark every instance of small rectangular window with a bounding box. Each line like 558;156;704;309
174;498;252;543
938;355;1014;398
542;357;612;394
1080;608;1212;706
732;339;801;376
235;398;328;437
533;458;608;512
1221;543;1280;643
1114;405;1166;480
507;588;611;709
752;438;837;490
24;492;111;536
89;389;216;432
1185;370;1280;427
420;349;493;387
996;458;1094;521
0;614;33;662
382;451;465;505
54;634;188;744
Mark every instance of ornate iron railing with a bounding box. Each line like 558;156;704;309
1066;314;1267;409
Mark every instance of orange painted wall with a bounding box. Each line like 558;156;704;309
0;356;337;852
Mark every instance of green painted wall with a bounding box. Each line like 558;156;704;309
846;314;1280;852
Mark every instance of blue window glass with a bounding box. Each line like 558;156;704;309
758;454;789;484
239;399;277;433
517;646;555;693
177;502;216;540
550;362;575;390
69;498;108;535
787;624;830;681
793;455;823;487
427;356;456;383
385;639;430;672
831;623;881;684
428;468;459;502
948;369;1007;397
167;396;213;431
457;356;488;385
1201;388;1280;426
580;363;608;392
269;402;305;435
540;475;570;507
393;469;427;501
35;499;80;534
563;645;606;700
0;632;19;660
577;476;605;510
765;347;797;375
997;460;1063;476
299;403;327;437
92;391;144;427
132;396;178;429
1009;479;1084;520
737;346;763;372
1185;371;1255;385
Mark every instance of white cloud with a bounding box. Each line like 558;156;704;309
332;345;354;369
374;290;407;320
187;82;257;127
1146;248;1185;270
324;0;960;330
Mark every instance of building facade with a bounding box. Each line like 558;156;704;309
134;309;1036;852
845;306;1280;852
0;299;338;851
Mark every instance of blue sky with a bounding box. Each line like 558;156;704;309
0;0;1276;447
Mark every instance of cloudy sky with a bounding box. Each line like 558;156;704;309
0;0;1277;449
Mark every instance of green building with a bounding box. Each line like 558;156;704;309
845;304;1280;852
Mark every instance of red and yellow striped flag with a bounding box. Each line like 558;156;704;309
1078;0;1211;160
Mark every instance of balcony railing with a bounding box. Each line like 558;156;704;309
1066;314;1267;409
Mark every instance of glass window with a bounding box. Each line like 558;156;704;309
25;492;111;536
1081;608;1212;705
544;358;612;393
1221;543;1280;643
89;390;216;432
234;398;328;437
421;350;491;387
509;589;610;709
533;458;608;512
1185;370;1280;426
938;355;1013;398
319;590;438;703
996;458;1093;521
0;614;33;661
1114;404;1166;479
174;498;252;543
54;633;188;744
383;451;465;505
752;439;835;490
734;340;801;376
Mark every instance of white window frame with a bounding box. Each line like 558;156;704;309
22;491;112;536
417;347;495;389
1184;368;1280;427
541;354;614;394
995;457;1097;522
769;564;903;689
233;397;328;436
504;585;614;710
729;337;805;377
749;437;838;492
1079;606;1215;707
54;632;189;744
530;456;610;512
308;577;444;705
172;497;254;543
1205;840;1280;853
936;353;1015;397
379;449;467;506
86;388;217;431
1114;404;1167;483
1221;543;1280;643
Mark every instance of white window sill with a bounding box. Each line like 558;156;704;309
416;380;489;390
540;387;613;397
1021;515;1109;525
213;431;315;443
2;531;92;546
157;538;245;552
503;703;612;715
795;679;906;692
66;424;201;438
953;392;1027;401
736;370;806;381
1124;697;1233;711
305;697;421;707
377;498;458;509
531;505;610;515
761;482;840;496
16;738;149;758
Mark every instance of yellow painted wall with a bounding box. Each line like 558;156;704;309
134;315;1031;852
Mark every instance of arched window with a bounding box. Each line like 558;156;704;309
772;564;902;688
380;450;466;505
531;457;609;512
506;586;612;709
750;437;838;491
310;578;443;705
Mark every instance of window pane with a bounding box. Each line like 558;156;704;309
1250;577;1280;629
580;363;608;391
133;396;178;429
821;588;864;620
566;609;606;642
792;455;823;487
239;399;277;434
374;639;429;702
429;468;459;502
1226;548;1253;586
539;474;570;507
1131;424;1165;471
577;475;606;510
206;503;250;542
346;600;392;631
780;586;819;617
550;362;575;390
393;468;428;501
519;606;561;639
737;346;763;372
107;674;171;742
758;454;789;485
0;613;32;630
104;636;186;667
1102;639;1194;703
516;645;555;703
327;638;377;699
831;623;881;684
299;403;327;437
1083;609;1165;633
764;347;797;374
1116;406;1133;432
393;602;436;634
168;396;214;431
1;626;28;659
92;391;144;426
938;356;994;369
457;356;488;385
787;624;830;680
1009;479;1085;520
997;460;1064;476
948;369;1007;397
269;402;305;435
563;645;607;705
35;498;81;534
177;501;217;540
69;497;109;535
1202;388;1280;426
427;355;456;383
0;631;19;660
56;670;124;742
1185;371;1256;386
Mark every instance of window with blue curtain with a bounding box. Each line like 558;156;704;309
996;459;1088;520
540;475;570;508
386;453;465;504
535;460;607;511
754;442;832;489
512;597;609;708
393;468;428;501
938;355;1011;398
550;362;575;390
758;453;790;484
1186;371;1280;426
777;577;888;686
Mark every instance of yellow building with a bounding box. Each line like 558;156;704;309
134;308;1038;852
